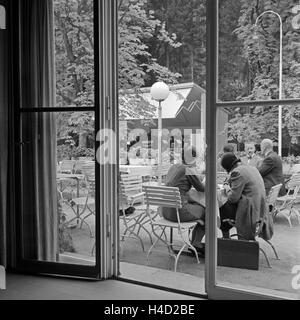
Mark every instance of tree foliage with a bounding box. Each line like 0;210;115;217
54;0;300;159
54;0;94;108
225;0;300;154
54;0;183;157
146;0;206;88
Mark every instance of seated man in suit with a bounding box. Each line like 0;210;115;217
258;139;286;196
219;153;267;239
162;146;206;256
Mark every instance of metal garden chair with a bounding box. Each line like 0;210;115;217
58;160;76;173
119;174;153;252
143;185;200;272
150;164;171;184
275;173;300;227
68;161;95;237
226;183;282;268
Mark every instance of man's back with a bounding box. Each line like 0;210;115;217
165;164;204;194
258;151;286;196
228;164;267;226
228;164;266;203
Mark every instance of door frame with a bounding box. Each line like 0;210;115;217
205;0;300;300
11;0;118;280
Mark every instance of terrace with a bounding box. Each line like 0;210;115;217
57;156;300;299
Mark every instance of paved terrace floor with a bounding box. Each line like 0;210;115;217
60;202;300;299
0;273;202;300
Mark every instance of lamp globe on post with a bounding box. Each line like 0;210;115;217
150;81;170;184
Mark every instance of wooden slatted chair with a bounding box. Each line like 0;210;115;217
57;159;77;206
93;173;152;257
275;173;300;227
80;161;95;178
259;183;282;266
68;177;95;238
58;160;76;173
292;163;300;174
143;185;200;272
75;159;94;174
78;157;93;161
150;164;171;184
119;174;153;251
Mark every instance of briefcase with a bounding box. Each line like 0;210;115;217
217;238;259;270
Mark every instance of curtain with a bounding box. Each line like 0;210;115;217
20;0;58;261
0;0;8;267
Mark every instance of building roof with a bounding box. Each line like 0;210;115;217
121;82;206;121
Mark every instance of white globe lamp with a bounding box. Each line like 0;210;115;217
150;82;170;184
150;81;170;102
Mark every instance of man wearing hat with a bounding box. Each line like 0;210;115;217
219;153;267;239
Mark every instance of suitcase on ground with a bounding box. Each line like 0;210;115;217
217;238;259;270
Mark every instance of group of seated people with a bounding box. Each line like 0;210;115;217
162;139;286;257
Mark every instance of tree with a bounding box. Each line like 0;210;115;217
118;0;181;118
225;0;300;155
219;0;247;101
54;1;300;157
146;0;206;88
54;0;94;108
54;0;183;158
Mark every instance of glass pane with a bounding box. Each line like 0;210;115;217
218;0;300;103
20;0;94;109
20;112;96;266
118;0;206;295
216;105;300;299
54;0;94;108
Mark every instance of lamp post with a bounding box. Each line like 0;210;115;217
150;81;170;184
255;10;283;156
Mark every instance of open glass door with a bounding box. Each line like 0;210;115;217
14;0;119;279
206;0;300;299
117;0;207;296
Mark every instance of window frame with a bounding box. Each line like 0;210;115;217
205;0;300;300
12;0;119;280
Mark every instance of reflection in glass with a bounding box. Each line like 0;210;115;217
218;0;300;103
118;0;207;294
54;0;94;108
21;112;95;266
217;106;300;298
